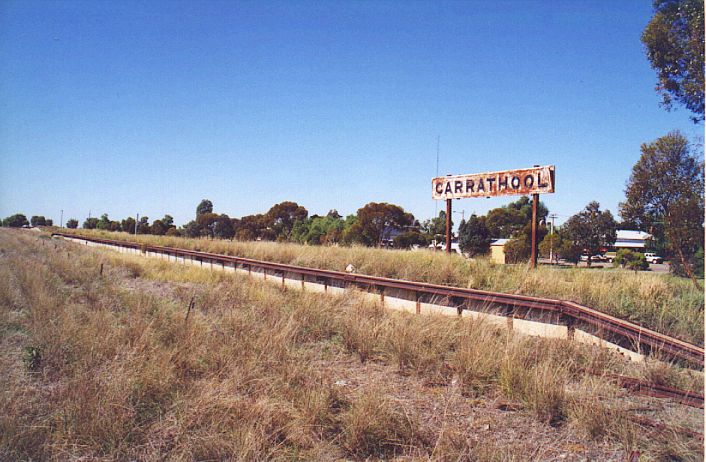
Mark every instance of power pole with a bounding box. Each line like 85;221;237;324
60;210;63;228
135;213;139;235
548;213;558;264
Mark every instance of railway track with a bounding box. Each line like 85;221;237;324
52;232;705;371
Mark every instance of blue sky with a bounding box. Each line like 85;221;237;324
0;0;701;227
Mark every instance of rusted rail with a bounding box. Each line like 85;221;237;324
52;232;705;369
602;373;704;409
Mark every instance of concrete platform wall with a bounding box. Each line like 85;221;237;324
60;236;646;363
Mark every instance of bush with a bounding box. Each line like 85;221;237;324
613;249;649;271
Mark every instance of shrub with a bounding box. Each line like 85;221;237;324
613;249;649;271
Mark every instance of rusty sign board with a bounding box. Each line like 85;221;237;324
432;165;555;200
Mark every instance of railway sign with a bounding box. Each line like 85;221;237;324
431;165;555;268
432;165;555;200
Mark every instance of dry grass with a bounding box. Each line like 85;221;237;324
1;229;703;460
60;228;704;345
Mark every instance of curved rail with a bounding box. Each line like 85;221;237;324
52;232;705;369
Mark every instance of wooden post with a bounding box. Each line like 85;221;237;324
445;198;452;253
531;193;539;269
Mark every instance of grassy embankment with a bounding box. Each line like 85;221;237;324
1;229;702;460
59;229;704;346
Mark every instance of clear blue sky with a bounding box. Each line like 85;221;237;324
0;0;701;227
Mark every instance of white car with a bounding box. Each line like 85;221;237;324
644;253;663;264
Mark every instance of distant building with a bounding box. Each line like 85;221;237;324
490;238;510;264
613;230;652;251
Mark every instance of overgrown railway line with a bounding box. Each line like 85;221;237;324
53;232;704;372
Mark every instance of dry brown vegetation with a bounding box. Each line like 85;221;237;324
59;229;705;346
1;229;703;460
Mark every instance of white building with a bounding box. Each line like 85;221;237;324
614;230;652;250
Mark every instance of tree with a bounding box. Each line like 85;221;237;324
3;214;29;227
620;131;704;275
393;231;427;249
266;202;308;240
196;199;213;217
420;211;451;243
213;214;235;240
83;217;99;229
45;219;53;226
66;218;79;229
182;220;201;238
151;219;168;235
503;222;549;264
642;0;704;122
664;194;704;287
30;216;46;227
161;214;174;228
563;202;617;266
556;237;582;265
614;249;649;271
121;217;136;234
538;232;563;262
136;216;151;234
197;212;219;238
486;196;548;238
96;214;111;230
458;214;492;256
354;202;414;247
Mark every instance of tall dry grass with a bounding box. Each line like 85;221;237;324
60;229;704;345
1;229;702;460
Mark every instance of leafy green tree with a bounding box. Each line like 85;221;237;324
197;213;218;238
538;232;563;262
354;202;414;247
613;249;649;271
266;202;308;240
30;216;46;227
486;196;548;238
556;237;582;265
66;218;79;229
121;217;136;234
45;219;53;226
136;216;150;234
564;202;617;266
3;214;29;227
664;194;704;286
196;199;213;217
503;222;549;264
161;214;174;227
182;220;201;238
420;211;451;243
214;214;235;239
166;227;180;237
83;217;99;229
151;219;168;235
619;131;704;270
96;214;111;230
642;0;704;122
393;231;427;249
458;214;492;256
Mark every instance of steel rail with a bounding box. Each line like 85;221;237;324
53;232;705;369
604;373;704;409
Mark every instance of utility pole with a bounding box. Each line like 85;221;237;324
548;213;557;264
135;213;139;235
60;210;63;228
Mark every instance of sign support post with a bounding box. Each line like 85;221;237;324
445;198;452;253
432;165;555;267
531;193;539;269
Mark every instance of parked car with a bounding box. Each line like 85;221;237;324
580;254;609;263
644;253;663;264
